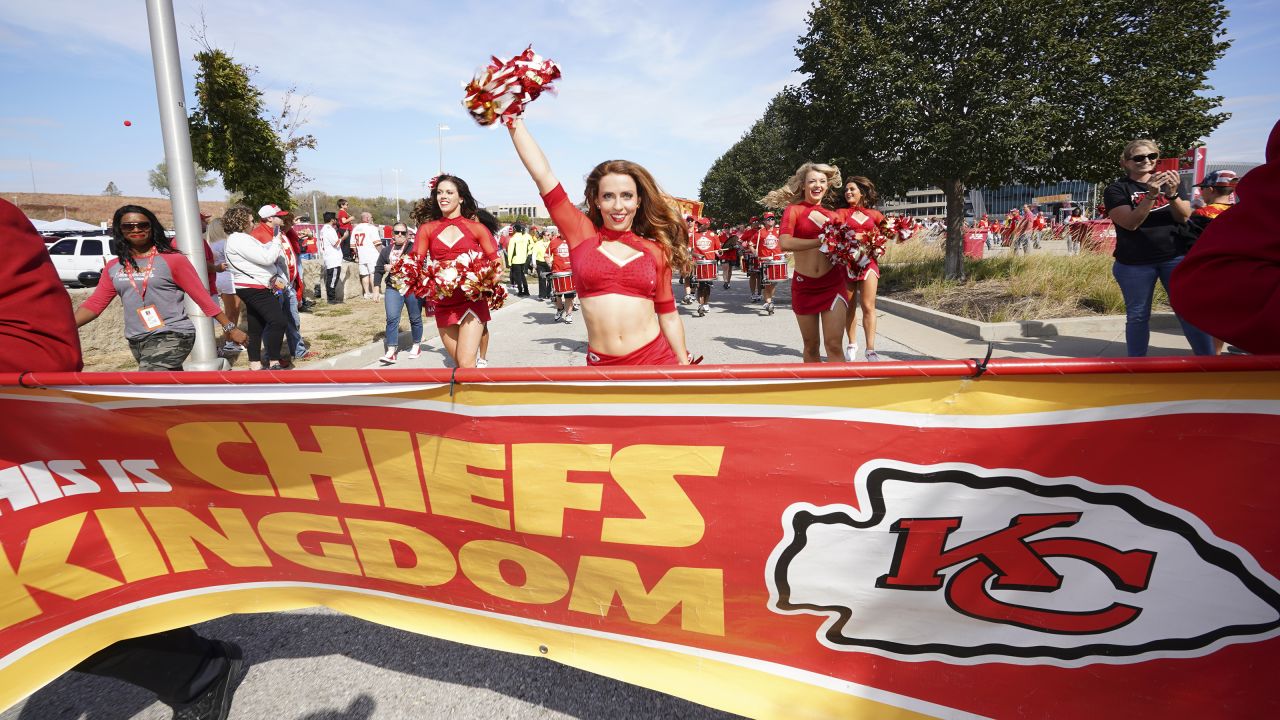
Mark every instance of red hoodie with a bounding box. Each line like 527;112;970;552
0;199;83;372
1170;117;1280;354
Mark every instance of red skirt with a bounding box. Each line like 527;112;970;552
791;267;850;315
586;333;678;366
433;289;490;328
846;257;881;285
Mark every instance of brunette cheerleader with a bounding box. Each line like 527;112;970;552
837;176;889;361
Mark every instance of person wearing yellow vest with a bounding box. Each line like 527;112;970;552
507;223;533;296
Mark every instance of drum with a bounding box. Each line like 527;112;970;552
745;255;761;274
762;259;789;284
694;259;717;282
550;271;575;295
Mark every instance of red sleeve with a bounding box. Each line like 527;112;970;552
203;241;217;291
0;199;83;371
414;223;433;260
162;254;223;317
471;220;499;261
541;184;596;250
1170;119;1280;354
80;259;121;315
780;205;798;236
646;245;675;314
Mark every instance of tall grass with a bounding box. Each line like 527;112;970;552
879;242;1168;322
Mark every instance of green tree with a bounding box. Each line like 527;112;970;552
788;0;1230;279
188;47;289;209
102;181;121;197
699;93;806;223
147;161;217;197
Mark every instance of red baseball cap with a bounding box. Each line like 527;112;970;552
763;212;776;220
697;216;711;226
750;216;759;222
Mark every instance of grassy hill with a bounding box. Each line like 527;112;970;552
3;191;228;229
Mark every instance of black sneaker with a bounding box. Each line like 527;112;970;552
173;641;244;720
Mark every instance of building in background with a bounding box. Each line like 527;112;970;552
484;202;550;222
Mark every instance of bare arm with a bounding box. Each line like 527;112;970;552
73;307;99;327
507;118;559;195
657;311;691;365
780;234;821;251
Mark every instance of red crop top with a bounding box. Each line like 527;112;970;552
413;215;499;263
541;184;675;314
781;202;840;240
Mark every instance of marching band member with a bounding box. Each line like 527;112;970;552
547;228;577;324
691;216;720;316
740;216;763;301
507;118;693;365
719;225;739;289
412;174;501;368
682;215;698;305
764;162;848;362
838;176;889;361
755;212;783;314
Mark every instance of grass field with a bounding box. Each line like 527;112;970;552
6;191;227;228
879;241;1168;322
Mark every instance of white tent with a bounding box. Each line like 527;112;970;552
39;218;100;232
27;218;52;231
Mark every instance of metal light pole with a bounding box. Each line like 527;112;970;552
145;0;226;370
437;124;450;174
392;168;401;222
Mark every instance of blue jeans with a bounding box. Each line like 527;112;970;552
283;291;307;357
1112;257;1214;357
384;286;424;349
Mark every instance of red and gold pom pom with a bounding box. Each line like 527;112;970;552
463;45;562;127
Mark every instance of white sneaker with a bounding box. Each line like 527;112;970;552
554;311;563;322
843;344;858;362
222;341;244;352
476;358;488;368
407;344;422;359
699;304;709;316
564;315;573;324
765;301;774;315
865;350;882;362
379;349;397;365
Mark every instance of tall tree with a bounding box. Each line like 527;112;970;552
700;94;807;222
147;161;217;197
188;46;289;209
790;0;1230;279
102;181;121;197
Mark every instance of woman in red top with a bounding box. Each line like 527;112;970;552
412;175;501;368
764;162;847;363
838;176;889;362
507;118;692;366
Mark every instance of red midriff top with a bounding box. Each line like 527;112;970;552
541;184;675;313
781;202;839;239
837;206;886;231
413;215;499;263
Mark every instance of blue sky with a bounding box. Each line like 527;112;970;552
1;0;1276;209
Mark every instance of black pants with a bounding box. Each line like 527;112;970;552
73;627;221;705
236;287;288;364
324;267;342;301
536;261;552;299
510;263;529;295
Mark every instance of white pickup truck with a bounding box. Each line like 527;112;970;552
46;235;114;286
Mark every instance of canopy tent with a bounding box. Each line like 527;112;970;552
38;218;101;232
26;218;52;231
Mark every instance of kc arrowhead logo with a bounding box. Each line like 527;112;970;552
766;460;1280;666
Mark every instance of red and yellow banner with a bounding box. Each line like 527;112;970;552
2;359;1279;718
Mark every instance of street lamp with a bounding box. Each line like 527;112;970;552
437;124;450;174
391;168;401;223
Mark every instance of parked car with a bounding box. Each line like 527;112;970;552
46;235;114;286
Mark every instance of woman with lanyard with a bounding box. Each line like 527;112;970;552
412;175;501;369
837;176;889;362
75;205;246;370
1103;139;1214;356
506;117;693;365
223;205;293;370
764;162;848;363
376;222;424;364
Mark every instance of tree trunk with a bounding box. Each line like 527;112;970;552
941;178;967;281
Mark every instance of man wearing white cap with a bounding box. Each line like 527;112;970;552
252;203;288;245
351;211;384;300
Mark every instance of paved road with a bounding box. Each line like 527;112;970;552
368;267;927;370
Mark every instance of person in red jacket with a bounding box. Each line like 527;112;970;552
1170;118;1280;354
690;216;721;316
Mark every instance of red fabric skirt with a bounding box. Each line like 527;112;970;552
432;290;490;328
790;267;850;315
586;333;678;366
846;258;881;285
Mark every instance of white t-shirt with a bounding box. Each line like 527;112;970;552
351;223;383;263
320;225;344;269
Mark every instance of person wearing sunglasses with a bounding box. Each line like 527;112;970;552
1103;139;1214;356
375;222;424;363
75;205;247;371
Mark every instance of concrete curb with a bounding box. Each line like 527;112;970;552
877;297;1183;341
309;293;537;371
